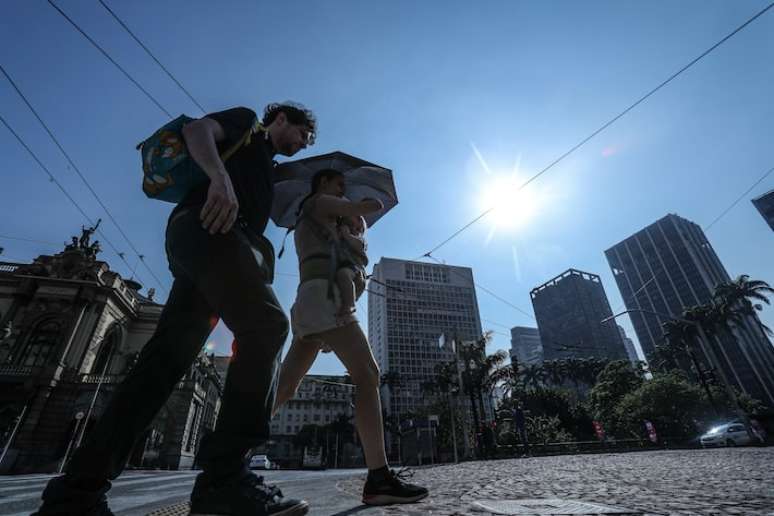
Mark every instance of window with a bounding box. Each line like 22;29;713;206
93;325;121;374
184;401;203;452
16;319;61;368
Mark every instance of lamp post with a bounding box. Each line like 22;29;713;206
602;309;749;427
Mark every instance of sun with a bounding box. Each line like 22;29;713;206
478;174;538;231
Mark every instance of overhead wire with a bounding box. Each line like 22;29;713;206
0;64;168;294
421;1;774;257
612;161;774;316
96;0;207;114
0;113;145;285
47;0;173;119
0;234;61;247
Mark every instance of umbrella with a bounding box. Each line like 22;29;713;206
271;151;398;229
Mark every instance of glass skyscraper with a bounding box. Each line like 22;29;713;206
605;213;774;406
530;269;628;362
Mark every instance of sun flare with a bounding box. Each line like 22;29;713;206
478;174;538;231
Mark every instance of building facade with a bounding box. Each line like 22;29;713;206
0;228;222;473
605;213;774;407
509;326;543;366
368;258;488;456
268;374;357;467
530;269;628;362
752;189;774;231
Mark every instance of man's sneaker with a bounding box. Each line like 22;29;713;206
31;475;115;516
362;468;429;506
190;472;308;516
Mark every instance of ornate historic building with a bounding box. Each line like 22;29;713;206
267;374;358;468
0;225;222;473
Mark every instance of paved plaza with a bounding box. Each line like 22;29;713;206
2;448;772;515
337;447;774;515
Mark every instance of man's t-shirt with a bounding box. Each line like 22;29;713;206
173;107;275;237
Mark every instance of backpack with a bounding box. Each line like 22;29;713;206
137;115;262;203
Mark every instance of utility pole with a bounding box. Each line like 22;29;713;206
450;332;471;459
448;390;458;463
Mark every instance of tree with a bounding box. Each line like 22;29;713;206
490;355;520;400
526;415;574;445
588;360;645;437
661;318;720;415
714;275;774;338
326;413;355;467
292;424;325;451
521;363;545;389
541;360;567;386
518;386;593;440
380;371;402;393
714;275;774;387
615;372;711;441
477;348;510;415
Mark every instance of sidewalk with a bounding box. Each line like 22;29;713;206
335;448;774;515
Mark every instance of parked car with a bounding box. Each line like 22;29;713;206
248;454;272;470
700;422;762;447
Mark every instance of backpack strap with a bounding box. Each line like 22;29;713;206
221;118;264;162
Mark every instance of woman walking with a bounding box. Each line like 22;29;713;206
274;168;428;506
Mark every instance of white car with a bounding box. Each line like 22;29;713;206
700;422;760;447
248;454;272;470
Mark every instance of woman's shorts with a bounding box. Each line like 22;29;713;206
291;279;358;340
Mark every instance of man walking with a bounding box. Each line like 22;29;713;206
34;102;316;516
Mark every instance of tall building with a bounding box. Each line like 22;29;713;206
530;269;628;362
0;227;222;473
368;258;486;440
617;325;639;364
510;326;543;366
605;213;774;406
752;189;774;231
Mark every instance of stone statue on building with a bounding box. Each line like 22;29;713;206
85;241;102;259
79;219;101;250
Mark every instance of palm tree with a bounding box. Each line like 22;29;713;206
327;413;355;468
682;303;762;418
714;275;774;337
478;348;510;415
434;361;460;395
542;359;567;386
521;363;545;389
379;370;403;461
714;276;774;378
584;357;609;386
494;356;521;400
380;370;402;392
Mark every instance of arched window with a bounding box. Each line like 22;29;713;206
16;320;61;368
93;325;121;375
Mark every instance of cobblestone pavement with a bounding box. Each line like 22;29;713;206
337;448;774;515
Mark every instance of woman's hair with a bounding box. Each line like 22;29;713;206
296;168;344;216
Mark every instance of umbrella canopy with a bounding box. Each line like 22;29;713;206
271;151;398;229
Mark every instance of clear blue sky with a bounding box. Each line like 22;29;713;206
2;0;773;376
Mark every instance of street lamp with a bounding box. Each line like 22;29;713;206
602;308;751;429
